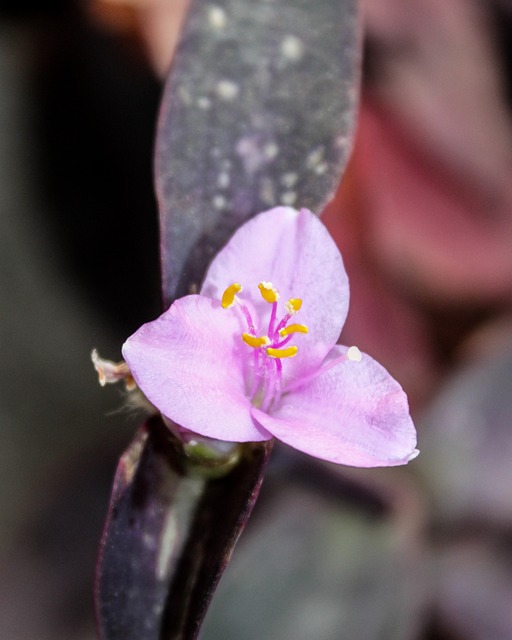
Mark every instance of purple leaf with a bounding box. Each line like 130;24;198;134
96;416;272;640
155;0;361;304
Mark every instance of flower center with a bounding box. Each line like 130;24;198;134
221;281;309;411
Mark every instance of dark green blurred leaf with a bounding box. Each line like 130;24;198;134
202;463;424;640
436;538;512;640
416;344;512;527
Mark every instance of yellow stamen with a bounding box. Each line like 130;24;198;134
258;281;280;303
278;323;309;337
286;298;302;314
266;346;298;359
242;333;270;348
347;346;362;362
221;282;242;308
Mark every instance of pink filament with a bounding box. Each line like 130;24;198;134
235;288;302;411
268;301;278;338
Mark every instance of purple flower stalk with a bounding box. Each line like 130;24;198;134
123;207;418;467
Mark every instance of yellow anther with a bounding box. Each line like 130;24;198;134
347;346;362;362
221;283;242;308
278;323;309;337
242;333;270;349
266;346;298;359
286;298;302;314
258;281;280;303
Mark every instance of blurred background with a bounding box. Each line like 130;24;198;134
1;0;512;638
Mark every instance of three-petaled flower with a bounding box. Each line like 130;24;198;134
122;207;418;467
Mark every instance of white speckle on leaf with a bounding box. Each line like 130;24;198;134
213;194;227;209
335;134;349;149
178;86;192;105
208;5;227;29
306;146;325;169
281;191;297;206
259;177;275;205
237;136;278;173
306;146;329;174
264;142;279;159
197;96;211;110
281;172;298;188
217;172;230;188
216;80;239;101
281;35;304;62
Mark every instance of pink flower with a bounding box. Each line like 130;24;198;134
122;207;418;467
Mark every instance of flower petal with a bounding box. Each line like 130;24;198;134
122;295;272;442
252;345;418;466
201;207;349;380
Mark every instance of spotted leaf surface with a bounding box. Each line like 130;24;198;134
156;0;361;304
